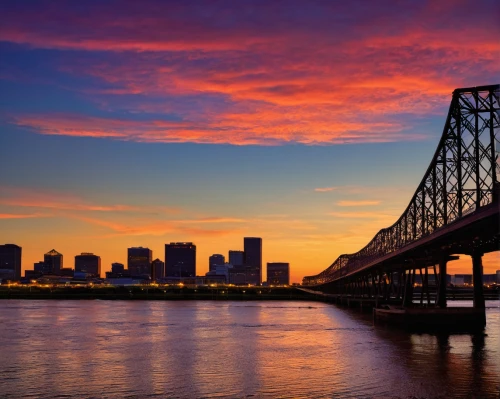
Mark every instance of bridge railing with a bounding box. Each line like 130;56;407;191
303;85;500;286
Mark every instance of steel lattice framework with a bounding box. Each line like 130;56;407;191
303;85;500;286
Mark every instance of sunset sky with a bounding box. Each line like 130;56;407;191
1;0;499;282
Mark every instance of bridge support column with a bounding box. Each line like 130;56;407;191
403;269;415;307
396;271;403;300
437;258;447;308
419;268;424;305
424;266;431;305
387;272;393;301
472;251;485;309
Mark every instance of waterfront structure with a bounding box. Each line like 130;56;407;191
111;262;125;274
151;258;165;281
302;85;499;330
483;274;497;285
209;254;225;272
451;274;473;286
105;262;128;279
206;263;233;283
244;237;262;285
34;260;50;274
228;250;244;267
0;244;22;281
59;268;74;277
128;247;152;277
267;262;290;285
228;269;247;285
165;242;196;279
75;253;101;278
25;269;42;279
44;249;63;275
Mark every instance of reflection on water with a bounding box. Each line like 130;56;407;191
0;300;499;398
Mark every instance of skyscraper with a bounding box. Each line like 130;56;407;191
44;249;63;275
209;254;225;272
111;262;125;274
228;250;244;267
128;247;153;277
244;237;262;285
75;253;101;278
267;262;290;285
151;258;165;281
165;242;196;279
0;244;22;281
34;261;48;274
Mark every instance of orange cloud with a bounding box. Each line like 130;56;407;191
0;213;48;219
337;200;381;207
10;112;419;146
183;217;246;224
74;216;243;238
0;186;179;214
328;211;397;220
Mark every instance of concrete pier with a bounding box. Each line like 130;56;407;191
472;251;485;309
373;306;486;332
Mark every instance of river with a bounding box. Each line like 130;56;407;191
0;300;499;398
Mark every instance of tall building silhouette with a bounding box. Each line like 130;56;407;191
111;262;125;274
165;242;196;279
34;261;48;274
44;249;63;275
0;244;22;281
75;253;101;278
244;237;262;285
228;250;244;267
151;258;165;281
209;254;225;272
128;247;152;277
267;262;290;285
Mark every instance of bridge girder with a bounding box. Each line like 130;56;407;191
304;84;500;288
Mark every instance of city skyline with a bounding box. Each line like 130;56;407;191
1;1;499;283
10;235;290;284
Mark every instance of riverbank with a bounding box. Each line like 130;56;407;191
1;284;498;301
0;285;310;300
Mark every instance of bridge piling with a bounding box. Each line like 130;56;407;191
396;271;403;300
403;269;415;307
424;267;431;305
386;272;393;301
472;251;485;309
419;268;424;305
437;258;447;308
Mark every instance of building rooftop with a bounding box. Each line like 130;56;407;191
45;249;62;256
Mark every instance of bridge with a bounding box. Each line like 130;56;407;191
302;84;500;327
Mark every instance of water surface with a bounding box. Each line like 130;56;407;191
0;300;499;398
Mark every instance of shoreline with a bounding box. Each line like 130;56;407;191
0;285;498;301
0;286;309;301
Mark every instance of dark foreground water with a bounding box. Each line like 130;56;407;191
0;300;499;399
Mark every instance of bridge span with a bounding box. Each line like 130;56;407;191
303;85;499;326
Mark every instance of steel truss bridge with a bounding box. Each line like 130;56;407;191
303;85;500;310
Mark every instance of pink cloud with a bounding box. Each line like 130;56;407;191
2;1;499;146
314;187;339;192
